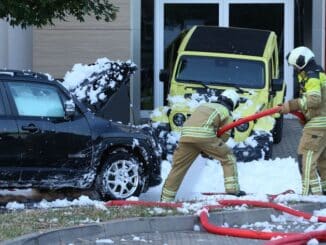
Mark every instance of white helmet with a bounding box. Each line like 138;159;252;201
286;46;315;70
219;89;240;110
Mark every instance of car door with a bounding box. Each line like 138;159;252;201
0;82;21;184
5;81;92;185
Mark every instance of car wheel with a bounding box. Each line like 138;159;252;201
263;141;273;160
252;131;273;161
96;152;145;200
272;115;283;144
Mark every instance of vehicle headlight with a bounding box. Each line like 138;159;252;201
236;122;249;132
173;113;186;126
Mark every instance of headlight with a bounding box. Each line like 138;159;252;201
236;122;249;132
173;113;186;126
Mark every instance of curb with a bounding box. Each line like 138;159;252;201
2;202;326;245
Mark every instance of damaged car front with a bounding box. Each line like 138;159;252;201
0;59;164;201
61;58;165;199
87;117;163;200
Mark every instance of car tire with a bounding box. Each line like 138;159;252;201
252;131;273;161
96;151;145;200
272;115;283;144
263;141;273;160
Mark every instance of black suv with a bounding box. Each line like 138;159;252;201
0;70;162;200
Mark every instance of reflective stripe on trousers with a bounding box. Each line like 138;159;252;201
302;150;322;195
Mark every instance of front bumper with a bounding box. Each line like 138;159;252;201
148;175;163;187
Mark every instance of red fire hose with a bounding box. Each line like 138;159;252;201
105;199;326;243
200;200;326;242
290;111;306;123
217;199;326;222
217;106;305;136
264;230;326;245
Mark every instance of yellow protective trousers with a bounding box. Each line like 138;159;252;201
298;128;326;195
161;137;239;201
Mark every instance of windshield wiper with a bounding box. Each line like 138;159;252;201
210;81;249;94
233;85;247;94
197;81;210;90
181;79;211;90
183;79;249;94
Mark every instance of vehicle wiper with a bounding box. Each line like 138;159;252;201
181;79;210;90
233;85;246;94
211;81;249;94
197;81;210;90
183;79;249;94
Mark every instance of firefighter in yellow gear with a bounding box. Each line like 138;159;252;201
160;90;246;202
281;46;326;195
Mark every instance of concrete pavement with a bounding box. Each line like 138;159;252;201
3;202;326;245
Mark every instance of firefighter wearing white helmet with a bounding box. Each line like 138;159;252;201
161;90;245;202
286;46;315;70
281;46;326;195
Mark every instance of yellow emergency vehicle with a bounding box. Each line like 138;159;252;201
151;26;286;161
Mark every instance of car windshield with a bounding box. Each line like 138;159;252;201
175;55;265;88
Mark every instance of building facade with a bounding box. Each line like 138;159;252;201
0;0;325;123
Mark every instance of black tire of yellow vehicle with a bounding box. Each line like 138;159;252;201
263;142;273;160
273;115;284;144
96;152;145;200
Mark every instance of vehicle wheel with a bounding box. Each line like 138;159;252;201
252;131;273;161
263;142;273;160
96;152;145;200
273;115;283;144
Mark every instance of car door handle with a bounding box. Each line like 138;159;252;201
21;124;39;133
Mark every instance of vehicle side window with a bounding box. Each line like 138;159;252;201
8;82;65;117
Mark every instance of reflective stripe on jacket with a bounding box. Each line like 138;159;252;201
180;103;232;142
288;63;326;129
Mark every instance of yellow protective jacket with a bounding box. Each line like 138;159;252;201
180;103;232;143
288;62;326;129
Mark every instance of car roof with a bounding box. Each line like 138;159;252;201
0;69;53;83
185;26;272;56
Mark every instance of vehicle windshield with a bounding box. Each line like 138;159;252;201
175;55;265;88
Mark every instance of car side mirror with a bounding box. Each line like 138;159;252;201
159;69;170;83
271;78;283;91
64;100;76;119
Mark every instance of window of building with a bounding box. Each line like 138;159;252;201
141;1;218;110
229;4;284;67
141;0;154;110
